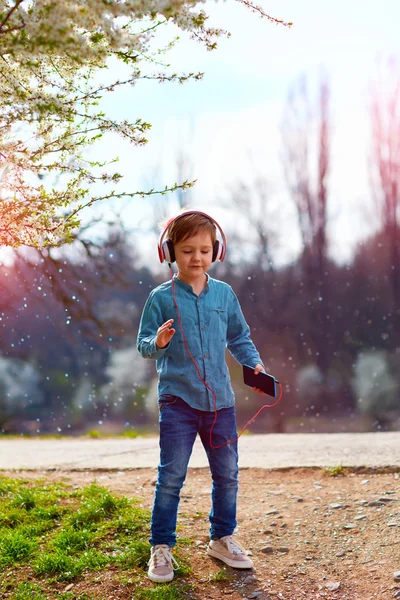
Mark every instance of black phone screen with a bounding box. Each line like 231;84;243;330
242;364;278;397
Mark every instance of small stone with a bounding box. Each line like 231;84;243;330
343;523;356;529
336;551;345;557
263;530;273;535
63;584;74;592
330;503;347;509
368;500;385;507
388;522;398;527
354;515;367;521
394;591;400;599
261;546;273;554
277;546;290;553
265;510;279;515
247;592;263;599
325;582;340;591
379;497;397;502
394;571;400;582
243;575;258;584
361;479;369;484
280;523;287;528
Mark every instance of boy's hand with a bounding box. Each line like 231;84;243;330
156;319;175;349
253;363;266;395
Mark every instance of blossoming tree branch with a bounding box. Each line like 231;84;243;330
0;0;290;248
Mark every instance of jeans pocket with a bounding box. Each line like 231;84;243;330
158;394;179;409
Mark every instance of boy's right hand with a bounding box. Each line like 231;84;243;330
156;319;175;349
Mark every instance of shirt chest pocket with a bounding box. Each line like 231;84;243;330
206;307;228;332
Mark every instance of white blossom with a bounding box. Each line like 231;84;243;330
352;350;399;417
0;0;288;247
0;356;44;410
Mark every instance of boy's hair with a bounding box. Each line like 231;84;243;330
166;212;217;246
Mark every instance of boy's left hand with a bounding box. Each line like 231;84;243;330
253;363;266;395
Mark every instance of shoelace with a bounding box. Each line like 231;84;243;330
222;536;245;556
149;545;179;570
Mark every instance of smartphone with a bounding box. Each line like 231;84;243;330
242;364;279;397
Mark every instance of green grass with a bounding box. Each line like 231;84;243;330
323;463;346;476
0;430;155;440
86;429;149;439
8;582;47;600
134;583;193;600
208;567;232;582
0;476;193;600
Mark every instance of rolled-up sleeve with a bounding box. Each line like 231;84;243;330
226;289;262;367
136;291;169;360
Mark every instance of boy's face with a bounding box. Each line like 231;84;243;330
174;229;214;284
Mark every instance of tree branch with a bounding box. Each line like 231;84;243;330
0;0;25;34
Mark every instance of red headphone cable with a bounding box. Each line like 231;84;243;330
170;270;283;449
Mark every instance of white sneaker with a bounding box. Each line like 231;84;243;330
207;535;254;569
147;544;178;583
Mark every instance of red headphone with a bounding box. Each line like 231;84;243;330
157;210;227;264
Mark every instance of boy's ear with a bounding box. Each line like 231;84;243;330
161;239;175;263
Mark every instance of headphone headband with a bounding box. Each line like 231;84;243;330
157;210;227;264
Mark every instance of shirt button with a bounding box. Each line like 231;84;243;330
201;326;205;330
197;299;200;302
204;353;208;358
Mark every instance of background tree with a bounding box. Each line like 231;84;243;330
0;0;290;247
352;350;399;430
369;58;400;320
281;73;334;408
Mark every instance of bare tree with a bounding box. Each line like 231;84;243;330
146;127;195;255
227;176;277;274
281;73;331;377
369;57;400;311
10;218;139;342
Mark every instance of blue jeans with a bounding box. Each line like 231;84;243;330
150;395;239;547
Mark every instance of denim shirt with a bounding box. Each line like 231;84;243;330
136;274;262;411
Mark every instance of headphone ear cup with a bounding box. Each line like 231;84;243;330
162;239;175;263
212;240;221;262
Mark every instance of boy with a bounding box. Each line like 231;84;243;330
136;211;265;583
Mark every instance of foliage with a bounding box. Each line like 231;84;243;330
352;350;399;423
0;0;288;248
1;221;400;433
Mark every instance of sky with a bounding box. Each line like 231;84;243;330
81;0;400;268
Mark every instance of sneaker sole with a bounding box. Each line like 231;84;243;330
207;547;254;569
147;570;174;583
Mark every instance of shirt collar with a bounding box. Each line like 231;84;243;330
173;273;210;295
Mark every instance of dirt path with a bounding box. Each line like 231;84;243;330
2;468;400;599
